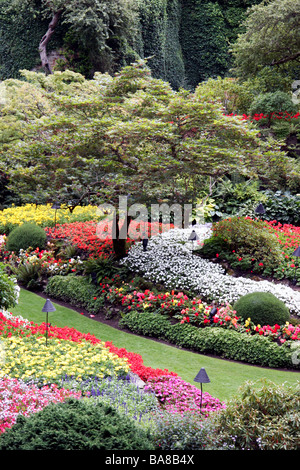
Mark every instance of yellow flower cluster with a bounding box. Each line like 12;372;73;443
0;335;130;383
0;204;99;229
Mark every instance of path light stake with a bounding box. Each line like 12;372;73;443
142;237;148;252
51;202;61;228
42;299;56;346
292;246;300;285
188;230;199;254
194;367;210;413
255;203;266;216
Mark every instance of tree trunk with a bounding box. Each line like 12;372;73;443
39;9;63;75
112;213;132;260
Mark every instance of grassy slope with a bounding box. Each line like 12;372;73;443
11;288;300;402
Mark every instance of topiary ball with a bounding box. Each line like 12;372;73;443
233;291;290;326
5;222;47;253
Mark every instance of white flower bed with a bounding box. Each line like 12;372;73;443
122;226;300;316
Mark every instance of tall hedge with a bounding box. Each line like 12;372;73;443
137;0;185;90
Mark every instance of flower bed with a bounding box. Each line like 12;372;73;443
145;376;225;418
0;377;81;435
122;227;300;316
45;220;174;258
0;204;99;233
0;310;225;438
105;283;300;343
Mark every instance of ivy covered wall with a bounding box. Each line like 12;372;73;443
0;0;262;88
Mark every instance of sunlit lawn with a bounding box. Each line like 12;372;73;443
11;288;300;402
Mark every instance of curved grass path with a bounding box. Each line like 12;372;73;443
11;288;300;402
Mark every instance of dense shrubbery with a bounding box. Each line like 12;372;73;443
234;292;290;326
0;398;154;450
210;216;283;272
45;274;103;314
211;380;300;450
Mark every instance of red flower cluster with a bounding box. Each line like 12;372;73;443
226;112;300;122
45;220;173;258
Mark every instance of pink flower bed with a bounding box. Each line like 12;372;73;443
145;376;225;418
0;376;81;434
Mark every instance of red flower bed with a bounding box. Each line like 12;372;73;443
45;220;174;258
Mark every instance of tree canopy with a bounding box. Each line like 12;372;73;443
231;0;300;83
1;61;298;212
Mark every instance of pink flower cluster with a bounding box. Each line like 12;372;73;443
144;376;226;418
0;377;81;434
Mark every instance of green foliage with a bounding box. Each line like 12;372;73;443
212;380;300;450
83;255;130;284
0;262;18;309
233;292;290;326
0;398;154;450
0;0;63;80
1;64;280;212
210;177;266;218
151;412;214;450
13;261;43;291
137;0;185;90
45;274;104;313
263;190;300;225
120;311;296;369
5;223;47;253
180;0;228;90
211;217;284;272
231;0;300;86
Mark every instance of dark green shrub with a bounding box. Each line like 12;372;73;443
249;91;298;123
199;236;228;258
5;223;47;253
45;275;103;313
233;291;290;326
0;398;154;450
211;380;300;450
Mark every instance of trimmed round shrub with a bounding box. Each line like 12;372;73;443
233;291;290;326
0;398;154;450
5;222;47;253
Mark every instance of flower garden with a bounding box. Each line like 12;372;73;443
0;204;299;450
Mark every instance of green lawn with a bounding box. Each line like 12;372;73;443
11;288;300;402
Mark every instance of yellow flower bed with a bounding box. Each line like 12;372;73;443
0;204;99;230
0;335;130;384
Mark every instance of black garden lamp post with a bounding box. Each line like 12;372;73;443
51;201;61;228
292;246;300;285
255;203;266;217
194;367;210;413
142;237;148;252
188;229;199;253
42;299;56;346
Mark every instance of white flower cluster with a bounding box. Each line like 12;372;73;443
122;226;300;316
